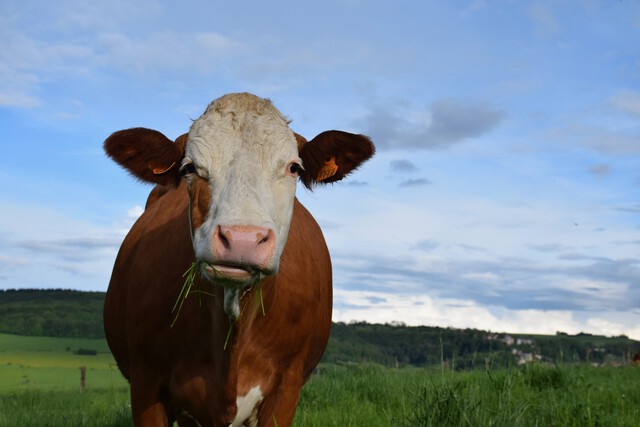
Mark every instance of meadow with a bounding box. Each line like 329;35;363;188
1;333;639;426
0;333;126;393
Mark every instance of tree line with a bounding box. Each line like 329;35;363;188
324;321;639;369
1;289;638;368
0;289;105;338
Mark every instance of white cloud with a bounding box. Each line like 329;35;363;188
0;27;98;107
461;0;488;18
588;163;610;177
399;178;431;187
127;205;144;221
501;309;580;335
539;121;640;154
0;2;247;108
586;317;634;338
528;3;562;36
333;288;640;339
333;289;498;331
389;159;419;173
0;39;42;107
0;81;41;107
357;98;504;150
610;90;640;117
313;174;640;318
96;31;247;75
0;200;136;291
45;0;158;33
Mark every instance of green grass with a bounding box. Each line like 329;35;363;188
0;333;126;392
0;388;132;427
2;333;640;426
292;363;640;426
0;333;131;426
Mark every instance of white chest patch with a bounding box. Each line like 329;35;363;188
230;386;263;427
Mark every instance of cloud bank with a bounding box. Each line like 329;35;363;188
358;99;504;150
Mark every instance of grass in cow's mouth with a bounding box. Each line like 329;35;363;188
170;259;203;327
224;283;266;350
170;260;266;330
255;282;266;316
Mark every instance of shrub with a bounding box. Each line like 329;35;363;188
74;348;98;356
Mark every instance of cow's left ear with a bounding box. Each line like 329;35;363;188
298;130;375;189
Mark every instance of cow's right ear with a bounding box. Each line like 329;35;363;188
104;128;187;187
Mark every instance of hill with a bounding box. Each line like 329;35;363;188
0;289;105;338
1;289;638;368
324;321;639;369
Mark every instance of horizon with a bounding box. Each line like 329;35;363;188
1;287;638;340
1;1;639;339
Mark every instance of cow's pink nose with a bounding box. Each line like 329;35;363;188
213;225;276;268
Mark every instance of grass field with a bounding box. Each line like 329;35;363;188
295;363;640;426
1;333;640;426
0;333;126;392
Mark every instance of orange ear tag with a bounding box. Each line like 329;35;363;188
150;162;176;175
317;156;338;181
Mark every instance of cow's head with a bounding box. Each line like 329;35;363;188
104;93;374;316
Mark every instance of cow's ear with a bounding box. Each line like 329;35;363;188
104;128;187;187
298;130;375;189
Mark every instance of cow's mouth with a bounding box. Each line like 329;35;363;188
202;262;260;283
199;261;266;319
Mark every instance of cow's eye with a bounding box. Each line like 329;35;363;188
180;160;196;177
287;162;302;177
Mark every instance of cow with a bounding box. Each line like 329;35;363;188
103;92;374;426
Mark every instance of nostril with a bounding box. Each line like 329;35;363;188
216;226;232;250
257;230;271;246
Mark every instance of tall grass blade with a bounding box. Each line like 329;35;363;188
170;260;201;327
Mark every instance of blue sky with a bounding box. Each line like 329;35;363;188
1;0;639;338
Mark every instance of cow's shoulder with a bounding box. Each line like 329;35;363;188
145;184;172;209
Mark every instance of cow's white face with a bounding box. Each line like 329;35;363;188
104;91;376;318
181;94;300;306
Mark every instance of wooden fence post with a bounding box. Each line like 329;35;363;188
79;366;86;393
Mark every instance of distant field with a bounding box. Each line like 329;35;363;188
0;333;126;392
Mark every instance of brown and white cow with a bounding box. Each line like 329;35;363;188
103;93;374;426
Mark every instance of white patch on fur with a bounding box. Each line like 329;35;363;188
230;386;263;427
223;286;241;319
186;93;299;275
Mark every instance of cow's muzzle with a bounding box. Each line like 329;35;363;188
204;225;277;283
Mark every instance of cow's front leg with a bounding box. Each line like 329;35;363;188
129;372;171;427
257;369;304;427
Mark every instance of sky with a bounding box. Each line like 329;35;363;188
1;0;639;339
